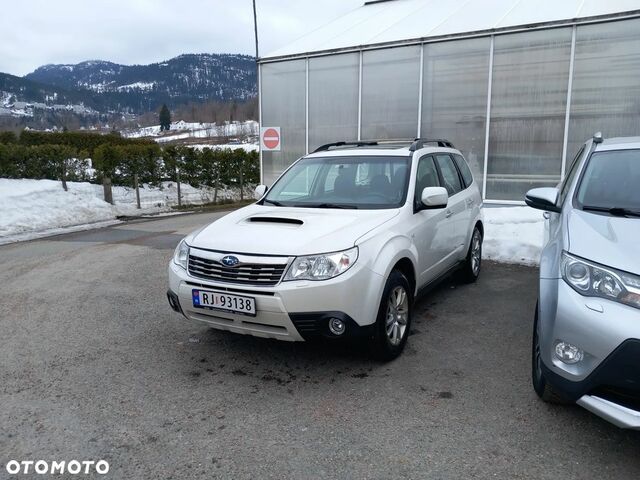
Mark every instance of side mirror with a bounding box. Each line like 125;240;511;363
421;186;448;209
524;187;560;213
254;184;268;200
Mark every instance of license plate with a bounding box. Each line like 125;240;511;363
191;289;256;316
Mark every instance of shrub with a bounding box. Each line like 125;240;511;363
0;129;261;193
0;131;18;145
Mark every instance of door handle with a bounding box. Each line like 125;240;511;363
543;211;551;219
445;210;453;218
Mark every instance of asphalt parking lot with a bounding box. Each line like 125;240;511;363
1;211;639;479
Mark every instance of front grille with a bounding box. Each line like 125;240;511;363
185;281;276;296
188;253;287;286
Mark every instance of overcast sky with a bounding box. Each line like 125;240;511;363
1;0;363;76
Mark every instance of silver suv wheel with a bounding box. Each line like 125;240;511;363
386;286;408;346
471;230;482;276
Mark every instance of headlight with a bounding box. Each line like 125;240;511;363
173;240;189;269
284;247;358;281
561;252;640;309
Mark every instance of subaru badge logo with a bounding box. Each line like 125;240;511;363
221;255;240;267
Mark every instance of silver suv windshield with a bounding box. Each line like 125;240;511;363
576;149;640;217
263;155;410;209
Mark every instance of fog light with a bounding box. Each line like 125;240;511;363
554;341;584;364
328;318;346;336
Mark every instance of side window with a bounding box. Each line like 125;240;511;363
559;146;585;203
453;154;473;188
435;154;463;195
414;155;440;208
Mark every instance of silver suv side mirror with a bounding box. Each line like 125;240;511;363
524;187;560;213
254;184;268;200
421;187;448;209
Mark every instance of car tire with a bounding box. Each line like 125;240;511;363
532;300;571;404
369;270;413;361
458;226;482;284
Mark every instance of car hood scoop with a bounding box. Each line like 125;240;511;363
247;216;304;226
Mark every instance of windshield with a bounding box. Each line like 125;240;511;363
576;149;640;214
263;155;410;209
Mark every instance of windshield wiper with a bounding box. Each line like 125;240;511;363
263;199;283;206
295;203;358;209
582;205;640;218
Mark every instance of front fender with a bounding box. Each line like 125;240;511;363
359;232;418;295
539;210;565;279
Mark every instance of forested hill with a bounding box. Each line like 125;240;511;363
2;53;257;115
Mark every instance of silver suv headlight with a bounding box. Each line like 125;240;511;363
284;247;358;281
561;252;640;309
173;240;189;270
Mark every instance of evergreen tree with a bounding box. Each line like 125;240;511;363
159;104;171;131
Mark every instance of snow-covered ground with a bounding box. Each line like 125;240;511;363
0;178;252;244
117;81;156;92
0;178;546;264
190;143;259;152
483;207;545;265
122;120;259;143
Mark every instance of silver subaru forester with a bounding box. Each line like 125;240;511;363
525;133;640;429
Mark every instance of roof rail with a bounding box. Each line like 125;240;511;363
312;140;379;153
312;139;418;153
409;138;455;151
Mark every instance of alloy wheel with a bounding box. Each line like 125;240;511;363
471;230;481;276
386;286;408;346
533;321;543;383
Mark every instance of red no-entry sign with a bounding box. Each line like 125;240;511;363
260;127;281;151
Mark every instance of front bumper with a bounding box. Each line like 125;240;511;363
541;338;640;428
577;395;640;430
539;278;640;428
167;260;385;342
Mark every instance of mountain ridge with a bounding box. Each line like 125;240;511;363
2;53;257;116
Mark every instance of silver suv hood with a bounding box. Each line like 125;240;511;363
191;204;400;256
567;209;640;275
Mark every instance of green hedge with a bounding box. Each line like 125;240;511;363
17;130;154;155
0;130;259;189
0;144;90;182
0;131;17;144
161;146;259;189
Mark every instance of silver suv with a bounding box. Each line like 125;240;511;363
525;133;640;429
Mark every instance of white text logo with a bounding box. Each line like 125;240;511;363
5;460;109;475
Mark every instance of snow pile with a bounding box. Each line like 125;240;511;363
483;207;545;265
0;179;253;243
0;179;134;240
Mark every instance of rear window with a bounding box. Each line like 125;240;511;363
453;154;473;187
